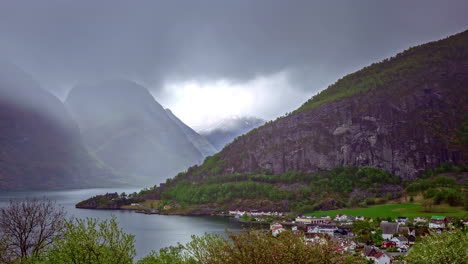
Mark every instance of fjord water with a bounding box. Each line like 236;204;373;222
0;188;241;260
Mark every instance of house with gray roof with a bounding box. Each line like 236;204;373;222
380;222;400;240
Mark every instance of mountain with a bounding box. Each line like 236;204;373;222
165;109;217;157
65;80;204;185
0;60;117;190
79;30;468;214
168;30;468;183
199;116;265;151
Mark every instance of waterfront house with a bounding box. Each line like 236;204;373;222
228;209;247;216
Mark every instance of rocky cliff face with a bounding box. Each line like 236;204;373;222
191;31;468;181
0;60;117;190
66;80;204;185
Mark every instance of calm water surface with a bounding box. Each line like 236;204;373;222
0;188;241;260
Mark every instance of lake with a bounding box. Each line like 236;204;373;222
0;188;242;260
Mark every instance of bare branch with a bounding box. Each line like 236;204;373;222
0;199;66;262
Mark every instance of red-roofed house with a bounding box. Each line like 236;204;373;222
363;246;392;264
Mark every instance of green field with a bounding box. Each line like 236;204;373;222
305;203;467;219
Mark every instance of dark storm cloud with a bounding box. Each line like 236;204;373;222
0;0;467;96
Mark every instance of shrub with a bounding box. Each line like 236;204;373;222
406;230;467;264
47;216;136;264
138;231;365;264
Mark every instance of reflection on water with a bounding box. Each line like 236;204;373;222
0;188;241;260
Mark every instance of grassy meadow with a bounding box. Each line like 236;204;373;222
305;203;467;219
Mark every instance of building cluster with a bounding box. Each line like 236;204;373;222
261;214;464;264
228;209;285;218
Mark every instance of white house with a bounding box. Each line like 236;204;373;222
391;236;409;248
295;216;331;224
307;225;338;236
228;209;247;216
356;216;365;221
413;217;427;223
397;217;409;223
373;252;392;264
363;246;392;264
429;216;447;228
270;222;286;237
270;222;283;230
335;214;348;221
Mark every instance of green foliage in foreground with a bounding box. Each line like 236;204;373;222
9;214;467;264
46;216;136;264
138;231;365;264
406;230;468;264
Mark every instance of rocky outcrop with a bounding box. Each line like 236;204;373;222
192;31;468;181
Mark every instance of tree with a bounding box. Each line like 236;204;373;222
47;216;135;264
138;244;197;264
138;231;365;264
421;199;433;212
352;220;373;242
0;199;66;263
406;230;467;263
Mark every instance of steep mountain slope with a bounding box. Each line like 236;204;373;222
200;116;265;151
65;80;203;185
165;109;216;157
175;30;468;182
0;60;116;190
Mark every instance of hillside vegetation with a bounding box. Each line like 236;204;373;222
294;29;468;114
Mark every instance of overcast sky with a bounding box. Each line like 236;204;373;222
1;0;467;129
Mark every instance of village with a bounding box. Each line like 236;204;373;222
228;209;467;264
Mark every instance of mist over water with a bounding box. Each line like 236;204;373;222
0;188;241;260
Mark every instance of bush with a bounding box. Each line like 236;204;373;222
406;230;468;263
423;188;438;199
47;216;136;264
138;231;365;264
366;198;376;205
